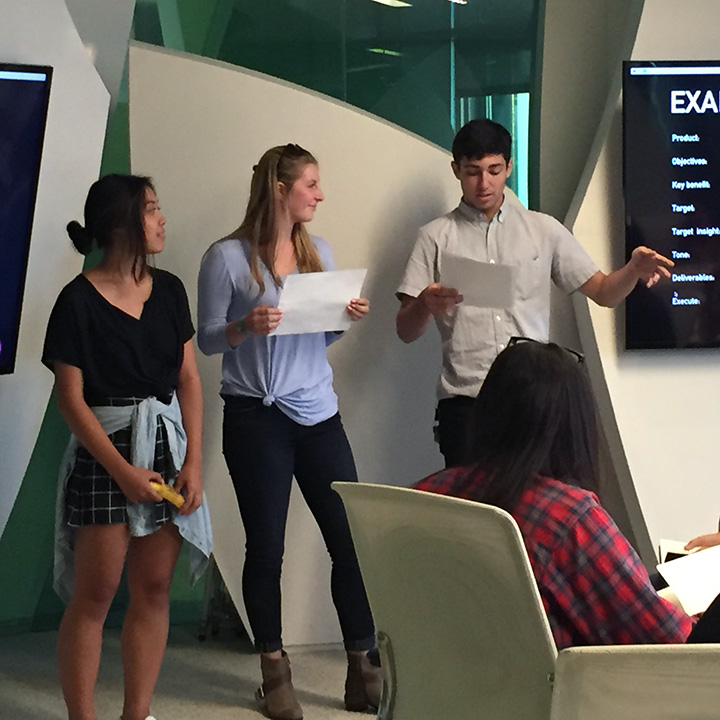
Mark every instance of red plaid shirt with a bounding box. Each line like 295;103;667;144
413;466;692;649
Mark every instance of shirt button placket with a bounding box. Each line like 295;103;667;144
487;219;504;347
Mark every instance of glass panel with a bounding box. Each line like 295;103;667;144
131;0;540;203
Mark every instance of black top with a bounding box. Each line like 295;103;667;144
42;269;195;405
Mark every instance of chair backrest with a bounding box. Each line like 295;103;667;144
551;644;720;720
334;481;558;720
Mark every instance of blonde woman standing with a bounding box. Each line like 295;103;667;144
197;144;380;720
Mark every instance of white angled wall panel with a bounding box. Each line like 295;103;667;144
572;0;720;552
64;0;136;108
0;0;109;539
128;43;462;645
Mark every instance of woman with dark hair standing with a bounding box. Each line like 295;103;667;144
197;144;379;720
43;174;211;720
414;339;695;648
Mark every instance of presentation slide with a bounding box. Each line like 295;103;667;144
0;65;52;374
624;61;720;350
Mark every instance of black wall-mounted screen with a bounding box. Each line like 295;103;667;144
0;63;52;374
624;60;720;349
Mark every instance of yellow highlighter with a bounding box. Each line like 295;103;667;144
150;481;185;508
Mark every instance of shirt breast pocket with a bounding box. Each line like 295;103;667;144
514;251;542;302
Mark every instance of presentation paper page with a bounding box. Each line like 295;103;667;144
656;544;720;616
440;252;516;309
272;269;367;336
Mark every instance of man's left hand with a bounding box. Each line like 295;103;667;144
631;246;674;287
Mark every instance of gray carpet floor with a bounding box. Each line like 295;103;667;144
0;627;367;720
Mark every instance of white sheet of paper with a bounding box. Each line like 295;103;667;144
656;544;720;615
658;538;700;562
440;252;516;309
272;269;367;336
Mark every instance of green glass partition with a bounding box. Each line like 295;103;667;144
133;0;540;204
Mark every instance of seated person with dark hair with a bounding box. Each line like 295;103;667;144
414;338;719;648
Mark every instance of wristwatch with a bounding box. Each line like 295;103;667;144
236;317;246;335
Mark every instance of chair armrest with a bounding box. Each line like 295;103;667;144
551;644;720;720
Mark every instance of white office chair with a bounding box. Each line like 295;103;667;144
550;644;720;720
334;481;557;719
333;482;720;720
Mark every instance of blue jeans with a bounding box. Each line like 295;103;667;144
222;395;375;653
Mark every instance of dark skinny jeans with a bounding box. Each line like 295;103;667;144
222;395;375;653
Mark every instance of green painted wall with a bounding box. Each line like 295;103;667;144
0;92;204;637
0;398;68;634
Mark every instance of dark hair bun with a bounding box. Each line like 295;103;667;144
66;220;94;255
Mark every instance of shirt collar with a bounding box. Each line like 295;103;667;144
457;195;507;225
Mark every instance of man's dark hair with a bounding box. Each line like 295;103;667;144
464;341;599;513
452;118;512;163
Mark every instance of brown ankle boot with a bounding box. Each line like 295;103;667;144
256;651;303;720
344;651;383;712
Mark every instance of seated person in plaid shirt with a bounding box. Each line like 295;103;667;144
414;338;720;648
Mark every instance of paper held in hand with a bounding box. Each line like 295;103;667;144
272;268;368;336
440;252;516;309
656;541;720;615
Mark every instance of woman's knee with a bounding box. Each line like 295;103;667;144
243;546;284;578
70;524;129;614
125;525;180;608
129;572;173;610
127;555;175;609
242;513;289;565
70;574;123;619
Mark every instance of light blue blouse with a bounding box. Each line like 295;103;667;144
197;236;342;426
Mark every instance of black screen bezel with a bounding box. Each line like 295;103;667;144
0;62;53;375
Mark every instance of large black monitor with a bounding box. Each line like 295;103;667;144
623;60;720;349
0;63;52;374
